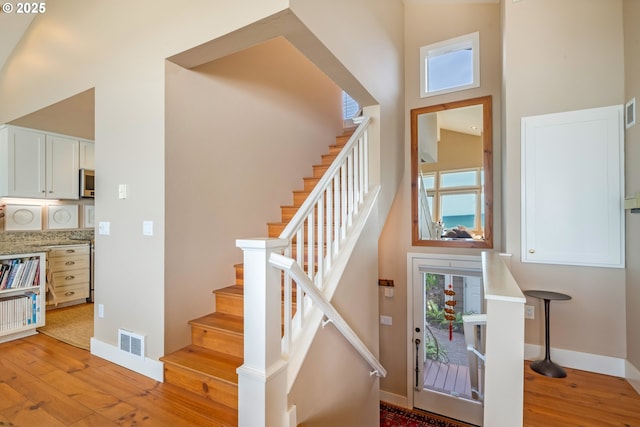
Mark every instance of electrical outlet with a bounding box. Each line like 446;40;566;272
525;305;535;319
98;304;104;318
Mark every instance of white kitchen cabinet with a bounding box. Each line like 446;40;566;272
0;125;79;199
79;140;95;170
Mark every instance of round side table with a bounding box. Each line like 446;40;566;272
524;290;572;378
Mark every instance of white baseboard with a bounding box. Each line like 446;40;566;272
379;390;408;408
626;360;640;395
524;344;625;377
90;337;164;382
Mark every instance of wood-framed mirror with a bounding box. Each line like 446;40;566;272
411;95;493;248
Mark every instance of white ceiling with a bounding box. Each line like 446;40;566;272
438;104;483;136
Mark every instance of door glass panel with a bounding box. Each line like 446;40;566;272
413;267;484;426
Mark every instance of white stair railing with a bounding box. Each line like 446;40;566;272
278;117;371;355
236;117;381;427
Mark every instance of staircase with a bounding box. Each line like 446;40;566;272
160;129;355;426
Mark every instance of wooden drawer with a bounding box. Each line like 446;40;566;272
48;283;89;304
48;245;90;258
48;254;89;272
51;270;90;288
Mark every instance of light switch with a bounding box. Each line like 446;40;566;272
98;221;110;235
118;184;127;199
143;220;153;236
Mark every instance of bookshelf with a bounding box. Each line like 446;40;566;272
0;252;46;343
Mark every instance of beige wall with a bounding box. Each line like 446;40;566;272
503;0;626;360
379;1;502;398
624;0;640;371
290;208;381;427
164;37;343;352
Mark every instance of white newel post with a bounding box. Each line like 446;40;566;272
236;238;289;427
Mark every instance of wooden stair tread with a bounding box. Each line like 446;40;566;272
163;345;242;384
214;285;244;296
189;312;244;335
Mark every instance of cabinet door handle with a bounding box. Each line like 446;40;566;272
64;291;75;297
65;261;75;265
65;275;75;281
66;249;75;253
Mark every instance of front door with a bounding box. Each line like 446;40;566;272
410;256;484;426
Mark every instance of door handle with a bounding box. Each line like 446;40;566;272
414;333;422;391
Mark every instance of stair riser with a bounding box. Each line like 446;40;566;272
234;265;243;286
328;145;342;155
335;137;350;147
164;364;238;410
281;207;298;222
215;294;243;317
294;192;310;205
191;326;243;359
313;165;329;178
303;178;320;192
321;154;337;164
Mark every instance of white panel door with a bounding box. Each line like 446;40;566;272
521;105;624;268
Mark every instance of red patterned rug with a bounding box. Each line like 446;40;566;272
380;402;478;427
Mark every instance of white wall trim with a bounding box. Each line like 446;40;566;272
626;360;640;395
90;337;164;382
524;344;625;377
379;390;408;408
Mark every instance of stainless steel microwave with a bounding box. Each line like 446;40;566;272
80;168;95;198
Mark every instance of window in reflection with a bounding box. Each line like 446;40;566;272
420;167;484;238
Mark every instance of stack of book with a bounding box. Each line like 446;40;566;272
0;292;39;330
0;257;40;290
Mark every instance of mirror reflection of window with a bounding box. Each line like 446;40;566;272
411;96;493;248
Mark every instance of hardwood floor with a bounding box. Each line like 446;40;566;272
1;334;639;426
0;334;236;426
523;361;640;427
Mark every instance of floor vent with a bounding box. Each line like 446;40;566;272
118;328;145;358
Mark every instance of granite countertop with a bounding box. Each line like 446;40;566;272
0;239;91;256
0;230;94;256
